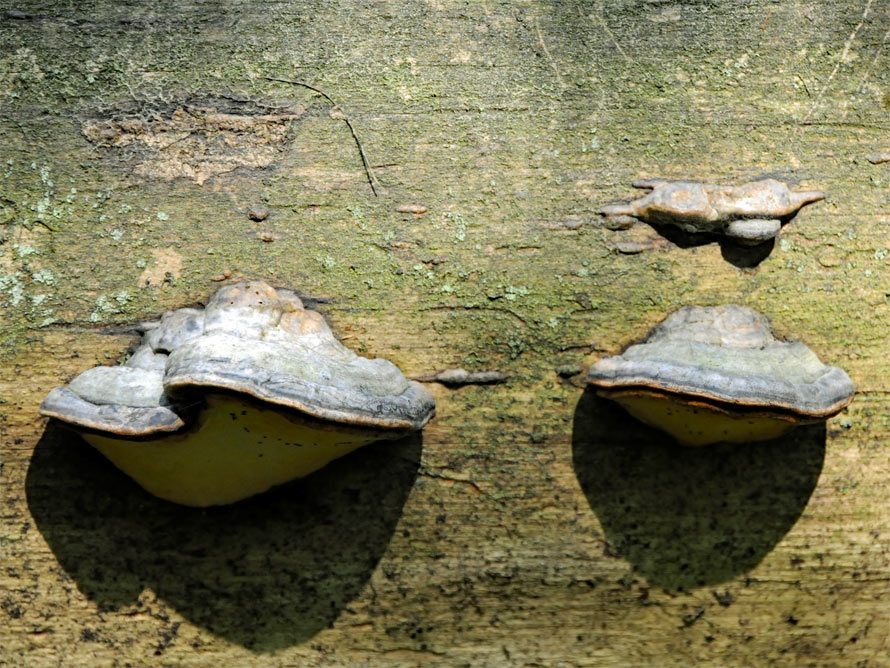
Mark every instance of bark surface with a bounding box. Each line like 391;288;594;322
1;1;888;665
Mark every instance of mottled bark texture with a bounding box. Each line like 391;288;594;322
1;0;888;665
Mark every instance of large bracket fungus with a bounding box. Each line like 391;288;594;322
600;178;825;244
40;281;436;506
585;305;854;446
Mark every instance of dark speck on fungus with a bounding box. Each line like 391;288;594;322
40;281;436;506
600;178;824;244
585;305;854;446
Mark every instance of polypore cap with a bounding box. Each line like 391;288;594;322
40;280;435;435
586;305;854;418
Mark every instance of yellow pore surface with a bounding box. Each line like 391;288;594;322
83;394;383;506
608;391;798;447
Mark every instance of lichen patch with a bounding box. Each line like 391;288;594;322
82;100;305;185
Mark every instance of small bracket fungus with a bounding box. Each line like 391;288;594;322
600;178;824;244
40;281;436;506
585;305;854;446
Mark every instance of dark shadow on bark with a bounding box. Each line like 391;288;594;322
26;421;420;652
644;222;777;269
719;236;776;268
571;390;825;591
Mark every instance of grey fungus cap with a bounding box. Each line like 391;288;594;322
586;305;854;418
40;387;185;437
163;281;435;430
40;280;436;436
600;179;824;244
40;365;185;436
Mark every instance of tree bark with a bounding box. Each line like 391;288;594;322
1;1;888;665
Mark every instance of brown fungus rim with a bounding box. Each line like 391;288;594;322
39;387;188;438
588;379;854;420
42;387;421;443
165;373;435;432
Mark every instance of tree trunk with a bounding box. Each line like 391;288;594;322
1;1;888;665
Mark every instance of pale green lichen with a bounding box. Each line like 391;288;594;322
13;244;39;258
0;273;25;306
445;212;468;242
0;47;44;101
31;268;56;286
349;205;369;231
504;285;529;301
89;291;133;322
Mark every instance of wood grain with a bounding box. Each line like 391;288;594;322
1;1;888;665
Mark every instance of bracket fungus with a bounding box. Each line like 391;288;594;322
585;305;854;446
600;178;825;244
40;281;436;506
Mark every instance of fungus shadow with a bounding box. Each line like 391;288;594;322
647;223;777;269
26;422;420;652
571;391;825;591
